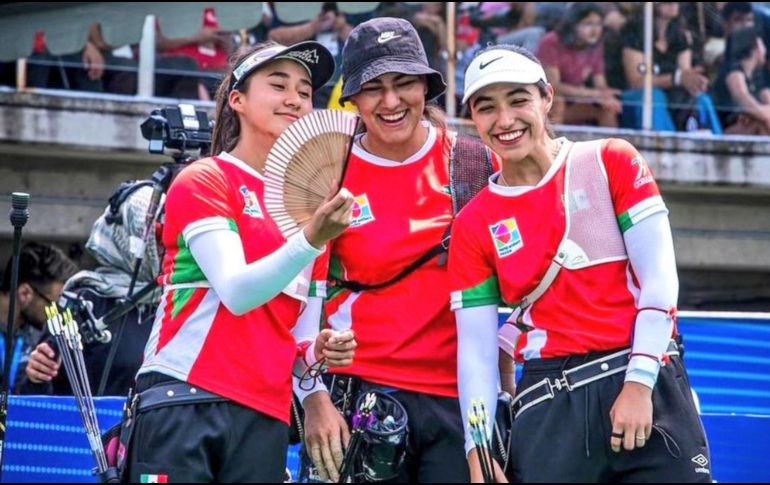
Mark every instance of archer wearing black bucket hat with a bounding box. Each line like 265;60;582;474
296;15;496;485
340;17;446;102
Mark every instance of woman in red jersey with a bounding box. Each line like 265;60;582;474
297;17;497;483
125;41;357;482
451;44;711;483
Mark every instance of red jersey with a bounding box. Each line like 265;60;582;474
449;138;668;361
140;153;304;423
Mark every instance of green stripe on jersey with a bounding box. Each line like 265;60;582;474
170;242;206;284
309;280;326;298
171;288;196;319
326;255;346;299
170;218;238;285
227;218;239;233
451;275;501;309
617;196;666;233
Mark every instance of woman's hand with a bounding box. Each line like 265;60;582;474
304;186;354;248
314;329;356;367
609;381;653;452
468;448;508;483
303;391;350;482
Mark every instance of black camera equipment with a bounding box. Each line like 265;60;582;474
94;104;212;397
130;103;212;296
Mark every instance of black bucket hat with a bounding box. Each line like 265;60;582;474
340;17;446;102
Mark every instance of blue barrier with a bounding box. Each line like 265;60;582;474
3;312;768;482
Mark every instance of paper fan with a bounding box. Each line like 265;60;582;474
264;109;359;238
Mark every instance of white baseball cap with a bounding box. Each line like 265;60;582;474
462;48;548;105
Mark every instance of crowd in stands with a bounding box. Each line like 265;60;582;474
4;2;770;135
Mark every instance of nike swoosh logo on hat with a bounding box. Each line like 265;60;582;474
378;32;402;44
480;57;503;69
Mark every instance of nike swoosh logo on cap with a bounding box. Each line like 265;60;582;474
378;32;402;44
479;57;503;69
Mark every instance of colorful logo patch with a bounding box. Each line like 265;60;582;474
350;194;375;227
240;186;263;218
489;218;523;257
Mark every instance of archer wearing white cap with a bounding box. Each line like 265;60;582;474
449;45;711;483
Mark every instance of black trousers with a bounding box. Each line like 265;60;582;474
392;389;470;483
315;377;470;483
508;352;712;483
126;375;289;483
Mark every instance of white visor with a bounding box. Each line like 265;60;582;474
462;49;548;105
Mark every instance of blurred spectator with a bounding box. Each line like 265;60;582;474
156;7;234;100
537;2;621;127
621;2;709;130
455;4;483;112
603;2;641;90
711;27;770;135
269;2;353;108
497;2;560;53
26;30;106;93
90;22;202;99
412;2;448;75
25;22;203;99
722;3;756;36
469;2;516;45
241;2;275;46
0;242;77;391
701;2;755;76
679;3;723;68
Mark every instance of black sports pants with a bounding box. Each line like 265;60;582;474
508;351;712;483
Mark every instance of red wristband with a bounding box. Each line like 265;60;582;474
296;340;312;359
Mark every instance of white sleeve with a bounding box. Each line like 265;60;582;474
291;296;330;404
457;304;500;455
623;211;678;389
188;228;323;316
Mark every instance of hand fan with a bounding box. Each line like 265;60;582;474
264;109;359;238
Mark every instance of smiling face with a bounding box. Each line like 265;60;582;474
349;72;428;159
469;82;554;164
229;58;314;144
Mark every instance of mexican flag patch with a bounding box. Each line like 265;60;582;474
140;474;168;483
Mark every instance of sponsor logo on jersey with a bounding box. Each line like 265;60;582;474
240;186;264;218
350;194;375;227
631;156;654;189
489;218;523;257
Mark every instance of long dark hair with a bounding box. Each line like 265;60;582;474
555;2;604;49
725;27;761;63
211;41;279;155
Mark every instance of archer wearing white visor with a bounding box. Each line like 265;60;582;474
449;45;711;483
